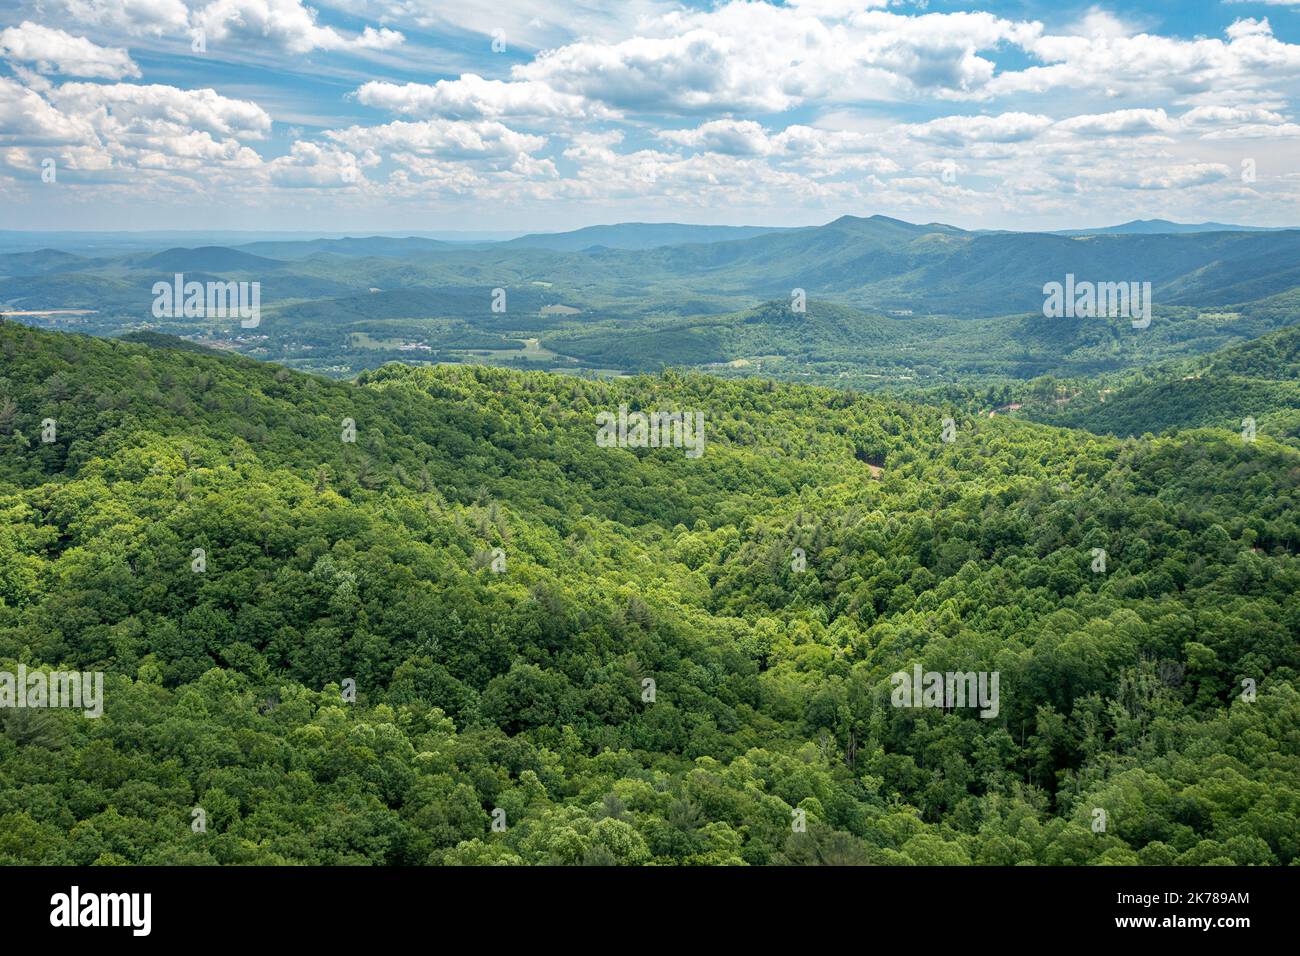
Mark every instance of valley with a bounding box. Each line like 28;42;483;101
7;217;1300;393
1;317;1297;866
1;216;1297;869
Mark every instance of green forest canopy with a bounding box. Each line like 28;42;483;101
0;323;1297;865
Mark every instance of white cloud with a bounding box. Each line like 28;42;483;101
1181;105;1286;126
0;79;272;184
383;159;486;197
192;0;404;53
519;27;794;113
0;21;140;79
353;75;609;119
1225;17;1277;38
1112;162;1234;190
48;82;273;139
514;6;1045;111
1066;7;1139;40
267;140;372;186
907;112;1053;146
0;76;100;146
1197;121;1300;139
658;120;895;179
13;0;1300;227
325;117;545;161
783;0;892;13
991;17;1300;100
1055;109;1175;137
660;119;773;155
54;0;191;37
357;0;669;48
52;0;405;52
134;129;262;170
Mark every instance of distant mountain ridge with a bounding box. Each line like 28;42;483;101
1054;219;1294;236
500;222;790;251
140;246;287;272
0;248;90;276
232;236;462;260
6;213;1300;386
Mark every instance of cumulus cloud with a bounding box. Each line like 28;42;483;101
0;74;279;189
990;16;1300;99
365;0;666;48
53;0;191;36
1094;162;1234;190
907;112;1053;146
0;76;100;146
518;28;792;113
0;21;140;79
52;0;404;52
553;134;850;206
514;5;1044;111
325;118;546;162
48;82;272;139
1055;109;1175;137
353;75;609;119
1178;104;1300;138
192;0;405;53
660;119;773;155
267;140;374;187
658;120;895;179
11;0;1300;224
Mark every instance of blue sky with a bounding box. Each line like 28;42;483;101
2;0;1299;232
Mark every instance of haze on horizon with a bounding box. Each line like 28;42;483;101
1;214;1297;242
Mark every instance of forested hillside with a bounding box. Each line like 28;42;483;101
1008;325;1300;442
8;217;1300;386
1;324;1297;865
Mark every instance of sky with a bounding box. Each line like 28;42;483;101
2;0;1300;233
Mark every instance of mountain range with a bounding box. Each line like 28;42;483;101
1052;219;1292;235
2;214;1298;388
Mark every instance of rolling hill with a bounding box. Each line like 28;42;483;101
1055;220;1291;235
139;246;289;273
0;322;1296;866
1018;324;1300;442
4;215;1300;382
500;222;789;251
